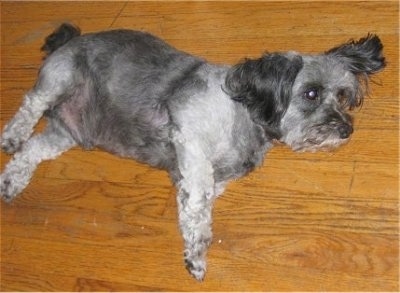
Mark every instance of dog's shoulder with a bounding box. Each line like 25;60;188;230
169;63;271;180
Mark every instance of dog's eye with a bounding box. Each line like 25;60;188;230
304;89;319;101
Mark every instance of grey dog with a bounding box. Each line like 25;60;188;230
0;23;385;280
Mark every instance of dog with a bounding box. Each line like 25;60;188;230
0;23;385;280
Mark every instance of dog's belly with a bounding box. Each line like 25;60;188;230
99;137;176;169
87;113;176;169
49;93;176;169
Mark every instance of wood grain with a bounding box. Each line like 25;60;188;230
1;1;398;291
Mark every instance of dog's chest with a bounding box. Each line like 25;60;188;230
172;88;269;182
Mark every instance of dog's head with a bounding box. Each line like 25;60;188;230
225;34;386;152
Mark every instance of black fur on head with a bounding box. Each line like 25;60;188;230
224;53;303;138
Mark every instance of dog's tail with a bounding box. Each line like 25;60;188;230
41;23;81;56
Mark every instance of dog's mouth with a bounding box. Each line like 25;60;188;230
293;135;351;152
290;121;353;152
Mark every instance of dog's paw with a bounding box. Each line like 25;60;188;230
1;139;22;154
1;120;32;154
184;252;207;281
0;173;19;202
1;135;23;154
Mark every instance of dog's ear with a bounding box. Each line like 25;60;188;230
225;53;303;134
326;34;386;75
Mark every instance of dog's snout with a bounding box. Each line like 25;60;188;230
338;123;353;139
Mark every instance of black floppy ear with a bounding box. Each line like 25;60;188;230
326;34;386;75
225;53;303;130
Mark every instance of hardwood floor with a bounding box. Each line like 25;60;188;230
1;1;398;291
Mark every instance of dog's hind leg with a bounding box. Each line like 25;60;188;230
0;122;76;202
1;89;56;154
1;54;75;154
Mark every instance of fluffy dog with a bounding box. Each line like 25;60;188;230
0;23;385;280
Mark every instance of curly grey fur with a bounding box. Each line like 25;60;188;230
0;23;385;281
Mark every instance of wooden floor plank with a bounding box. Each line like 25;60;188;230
1;1;126;23
1;1;398;291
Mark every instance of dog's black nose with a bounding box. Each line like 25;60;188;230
338;123;353;139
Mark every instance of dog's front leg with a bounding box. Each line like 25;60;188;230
177;186;213;281
173;131;215;281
